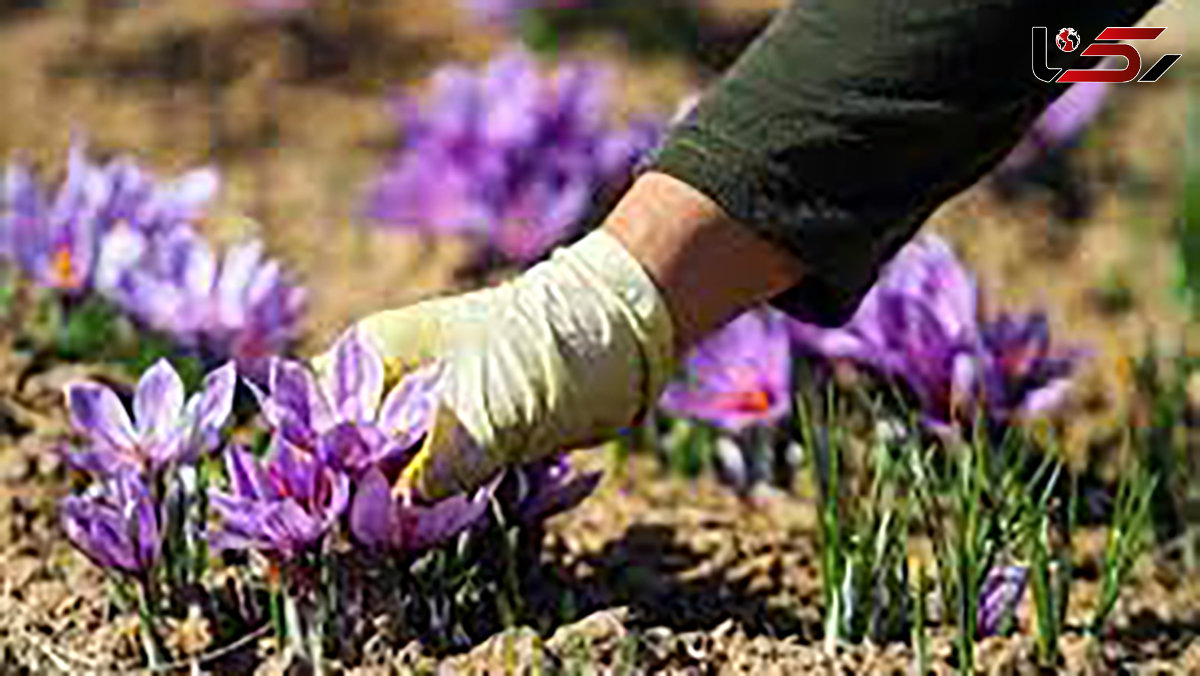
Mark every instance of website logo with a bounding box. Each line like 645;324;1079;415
1032;26;1181;84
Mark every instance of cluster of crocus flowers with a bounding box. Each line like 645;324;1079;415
788;234;1082;433
58;330;604;664
0;141;305;368
61;358;236;583
212;329;509;560
365;49;661;266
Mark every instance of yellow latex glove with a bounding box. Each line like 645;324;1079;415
339;229;675;501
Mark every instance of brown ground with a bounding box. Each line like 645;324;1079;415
0;0;1195;673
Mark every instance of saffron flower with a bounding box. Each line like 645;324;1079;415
254;328;439;474
1;141;220;293
65;359;236;476
107;228;306;368
977;565;1029;637
366;49;661;264
659;308;792;433
209;442;350;560
789;234;1082;430
349;466;493;552
3;146;109;292
61;471;161;576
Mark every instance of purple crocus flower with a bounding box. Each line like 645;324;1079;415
978;565;1029;637
789;234;1082;430
659;308;792;433
254;328;439;475
101;227;306;369
366;49;661;265
4;144;109;292
979;313;1079;420
61;471;161;576
64;359;236;475
209;441;350;560
2;140;221;294
349;466;493;553
511;454;602;523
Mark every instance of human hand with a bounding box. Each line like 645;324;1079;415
321;228;675;501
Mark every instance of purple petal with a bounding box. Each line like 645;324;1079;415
134;359;185;440
404;478;496;552
268;358;333;438
377;363;442;449
190;361;237;432
225;447;276;501
349;467;393;548
317;422;390;474
321;329;384;425
521;469;602;522
61;497;127;571
65;382;137;454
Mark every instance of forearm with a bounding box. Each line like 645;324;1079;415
603;172;803;353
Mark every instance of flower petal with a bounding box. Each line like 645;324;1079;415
190;361;237;432
134;359;185;440
65;382;137;454
349;467;393;548
377;363;442;449
321;329;384;425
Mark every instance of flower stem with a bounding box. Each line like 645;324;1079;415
137;582;166;669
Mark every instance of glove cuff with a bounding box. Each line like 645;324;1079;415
555;228;677;414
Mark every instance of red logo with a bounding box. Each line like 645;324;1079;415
1056;28;1080;52
1032;26;1181;84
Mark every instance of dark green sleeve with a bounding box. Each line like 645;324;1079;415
646;0;1158;327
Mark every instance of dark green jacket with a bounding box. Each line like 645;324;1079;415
648;0;1158;327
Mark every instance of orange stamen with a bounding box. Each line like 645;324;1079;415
51;246;79;289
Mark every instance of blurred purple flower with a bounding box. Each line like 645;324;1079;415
999;82;1111;175
64;359;236;476
61;471;161;576
96;156;219;236
209;441;350;560
659;308;792;433
254;328;438;474
978;565;1028;637
511;454;602;523
349;466;493;553
1;141;220;293
3;145;109;292
102;228;305;368
366;49;661;264
789;234;1082;429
